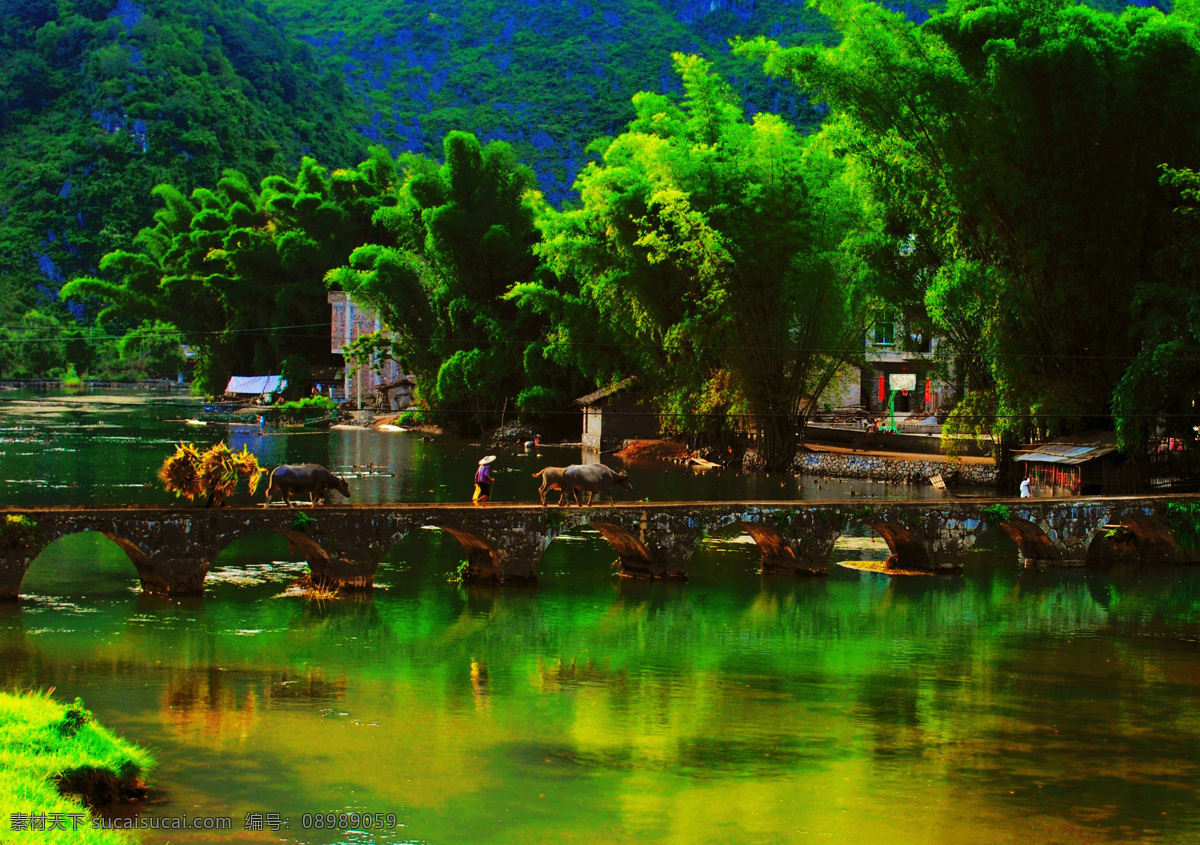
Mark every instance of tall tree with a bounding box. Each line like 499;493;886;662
524;54;865;470
327;133;579;432
61;151;395;391
743;0;1200;452
1113;166;1200;450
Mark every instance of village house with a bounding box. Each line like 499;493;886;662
574;377;659;453
327;291;410;408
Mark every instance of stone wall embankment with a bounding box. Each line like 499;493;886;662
793;452;998;486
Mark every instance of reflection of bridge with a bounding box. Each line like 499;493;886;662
1;497;1197;597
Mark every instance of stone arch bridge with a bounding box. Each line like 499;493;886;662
1;496;1196;598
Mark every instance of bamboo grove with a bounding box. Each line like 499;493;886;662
42;0;1200;468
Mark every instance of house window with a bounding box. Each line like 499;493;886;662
873;311;895;346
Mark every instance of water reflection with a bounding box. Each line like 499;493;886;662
3;389;962;506
7;395;1200;841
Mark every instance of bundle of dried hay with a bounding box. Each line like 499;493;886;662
199;442;239;502
199;444;264;504
158;442;203;500
232;446;266;496
158;442;264;505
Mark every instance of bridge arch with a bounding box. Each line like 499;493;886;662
999;509;1115;567
436;526;538;584
999;518;1063;566
15;531;151;597
1085;512;1184;566
866;521;934;572
2;529;206;598
725;516;935;574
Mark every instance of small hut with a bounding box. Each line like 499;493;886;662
1013;431;1121;496
224;375;286;404
573;377;658;453
375;375;417;411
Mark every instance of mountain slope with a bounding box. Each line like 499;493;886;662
266;0;848;203
0;0;366;316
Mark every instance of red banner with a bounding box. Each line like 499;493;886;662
925;378;932;404
878;375;885;403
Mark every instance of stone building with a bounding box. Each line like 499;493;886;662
574;378;659;453
328;291;405;408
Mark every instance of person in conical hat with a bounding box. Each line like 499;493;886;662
473;455;497;505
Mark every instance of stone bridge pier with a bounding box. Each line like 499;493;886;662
422;507;694;583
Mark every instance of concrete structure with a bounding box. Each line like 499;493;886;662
2;497;1197;598
817;316;955;419
1015;431;1121;496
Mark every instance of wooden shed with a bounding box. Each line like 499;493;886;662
1013;431;1121;496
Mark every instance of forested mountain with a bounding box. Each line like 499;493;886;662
0;0;368;317
264;0;857;203
1;0;920;320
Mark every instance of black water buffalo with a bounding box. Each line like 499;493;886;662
263;464;350;507
560;463;633;506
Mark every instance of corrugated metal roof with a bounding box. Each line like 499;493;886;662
573;376;636;407
1013;431;1118;465
225;375;286;395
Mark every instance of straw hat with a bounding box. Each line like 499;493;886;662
478;455;497;465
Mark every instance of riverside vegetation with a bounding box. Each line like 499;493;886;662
6;0;1199;470
0;690;154;845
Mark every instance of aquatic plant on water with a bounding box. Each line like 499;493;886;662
60;364;83;392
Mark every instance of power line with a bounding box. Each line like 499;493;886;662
3;324;1200;364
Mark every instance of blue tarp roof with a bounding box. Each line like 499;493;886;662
225;375;286;395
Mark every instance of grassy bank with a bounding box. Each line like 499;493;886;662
1;691;153;844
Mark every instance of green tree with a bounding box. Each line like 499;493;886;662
62;152;395;392
743;0;1200;454
8;310;66;377
327;133;577;432
1112;166;1200;450
116;319;185;379
524;54;864;469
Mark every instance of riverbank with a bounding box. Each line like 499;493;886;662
1;691;153;844
797;444;999;486
0;379;187;393
615;438;999;487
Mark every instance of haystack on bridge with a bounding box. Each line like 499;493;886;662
1;496;1198;598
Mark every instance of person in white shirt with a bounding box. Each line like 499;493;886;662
1019;475;1033;498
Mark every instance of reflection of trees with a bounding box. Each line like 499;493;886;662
264;670;347;707
13;537;1200;841
161;667;259;745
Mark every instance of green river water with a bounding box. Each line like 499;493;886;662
2;392;1200;843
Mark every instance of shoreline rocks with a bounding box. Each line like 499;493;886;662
792;452;998;485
